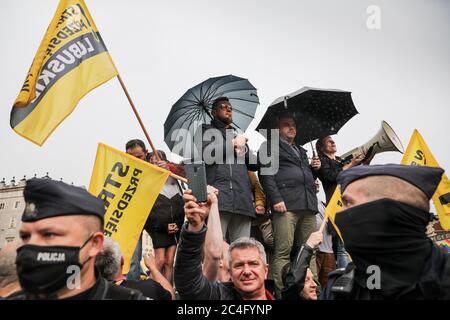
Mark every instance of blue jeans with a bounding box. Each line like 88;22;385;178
126;235;144;280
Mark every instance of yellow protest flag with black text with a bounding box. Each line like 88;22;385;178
401;130;450;230
11;0;118;146
88;143;170;273
325;187;345;241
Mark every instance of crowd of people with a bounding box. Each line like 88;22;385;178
0;96;449;300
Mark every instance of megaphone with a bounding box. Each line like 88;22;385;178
340;121;404;164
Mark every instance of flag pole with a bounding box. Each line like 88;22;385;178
116;75;187;183
319;213;328;233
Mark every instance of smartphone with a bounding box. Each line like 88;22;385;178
185;162;208;203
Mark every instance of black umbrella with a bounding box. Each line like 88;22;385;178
164;75;259;156
256;87;358;147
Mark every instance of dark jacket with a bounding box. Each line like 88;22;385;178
174;223;274;300
321;244;450;300
144;193;184;234
316;155;344;204
199;119;258;218
8;274;148;300
281;244;315;300
120;279;171;300
258;139;318;213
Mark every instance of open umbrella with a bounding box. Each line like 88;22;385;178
164;75;259;156
256;87;358;147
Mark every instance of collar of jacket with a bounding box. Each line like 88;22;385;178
279;138;306;160
211;118;231;129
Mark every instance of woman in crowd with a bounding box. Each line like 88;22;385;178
144;150;185;284
315;136;372;269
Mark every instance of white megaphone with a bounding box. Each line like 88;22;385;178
340;121;404;164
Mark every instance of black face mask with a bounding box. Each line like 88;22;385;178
16;234;93;296
335;198;432;298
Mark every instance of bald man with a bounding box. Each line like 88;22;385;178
321;164;450;300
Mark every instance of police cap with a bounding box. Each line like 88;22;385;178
337;164;444;200
21;178;105;223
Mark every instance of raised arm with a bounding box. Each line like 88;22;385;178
174;188;222;300
144;252;175;300
202;187;223;282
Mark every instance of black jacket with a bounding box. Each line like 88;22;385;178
316;155;344;204
174;223;245;300
120;279;171;300
144;193;184;234
174;223;275;300
321;244;450;300
199;119;258;217
8;275;148;300
281;244;315;300
258;139;318;213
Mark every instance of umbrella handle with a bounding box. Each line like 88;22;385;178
310;139;317;158
283;96;289;108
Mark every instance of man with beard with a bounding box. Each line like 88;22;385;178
8;178;147;300
197;97;257;243
322;164;450;300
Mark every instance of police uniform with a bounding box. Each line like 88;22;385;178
9;178;148;300
321;164;450;300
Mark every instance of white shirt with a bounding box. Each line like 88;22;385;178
160;176;181;199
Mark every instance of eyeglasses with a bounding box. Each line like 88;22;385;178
218;104;233;112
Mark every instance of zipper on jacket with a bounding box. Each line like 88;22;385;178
229;163;233;190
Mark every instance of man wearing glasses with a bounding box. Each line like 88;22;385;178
198;97;257;244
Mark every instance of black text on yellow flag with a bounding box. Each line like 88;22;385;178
401;129;450;230
11;0;118;146
88;143;170;274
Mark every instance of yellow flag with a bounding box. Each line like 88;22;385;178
88;143;170;273
401;130;450;230
325;187;345;241
11;0;118;146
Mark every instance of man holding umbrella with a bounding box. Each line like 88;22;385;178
258;112;321;298
199;96;258;242
164;75;260;243
256;87;359;297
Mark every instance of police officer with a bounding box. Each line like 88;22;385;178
9;178;148;300
322;164;450;300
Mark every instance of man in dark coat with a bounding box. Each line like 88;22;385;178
258;113;321;297
322;164;450;300
196;96;258;242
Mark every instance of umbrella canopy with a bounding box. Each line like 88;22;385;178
164;75;259;156
256;87;358;146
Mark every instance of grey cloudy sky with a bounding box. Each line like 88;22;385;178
1;0;449;200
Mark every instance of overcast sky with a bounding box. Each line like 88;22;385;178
1;0;449;205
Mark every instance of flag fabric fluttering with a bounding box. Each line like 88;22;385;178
401;129;450;230
11;0;118;146
88;143;170;273
325;187;345;241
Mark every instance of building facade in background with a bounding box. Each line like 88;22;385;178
0;177;26;250
0;174;55;250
